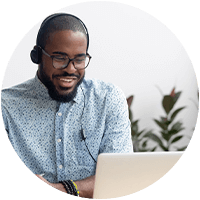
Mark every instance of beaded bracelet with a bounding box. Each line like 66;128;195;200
60;180;79;196
60;181;73;195
71;180;80;197
64;180;74;195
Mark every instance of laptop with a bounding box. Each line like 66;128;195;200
93;151;183;199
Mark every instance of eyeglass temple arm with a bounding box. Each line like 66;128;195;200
42;49;51;58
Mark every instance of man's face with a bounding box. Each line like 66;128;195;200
38;30;87;102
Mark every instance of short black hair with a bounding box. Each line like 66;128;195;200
37;14;88;50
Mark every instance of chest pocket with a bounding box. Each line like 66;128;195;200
75;134;100;166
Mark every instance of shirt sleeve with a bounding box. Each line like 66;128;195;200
1;96;9;134
99;85;133;154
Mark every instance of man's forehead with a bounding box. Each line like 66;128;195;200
45;30;87;55
47;30;87;45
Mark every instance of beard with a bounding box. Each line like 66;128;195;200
38;64;85;103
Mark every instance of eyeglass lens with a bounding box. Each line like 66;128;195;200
53;55;90;69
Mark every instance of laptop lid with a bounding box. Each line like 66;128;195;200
93;152;183;199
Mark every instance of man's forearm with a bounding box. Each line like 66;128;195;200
75;175;95;198
36;174;95;198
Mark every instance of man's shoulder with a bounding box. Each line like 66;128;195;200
82;78;125;102
83;78;121;94
1;78;35;100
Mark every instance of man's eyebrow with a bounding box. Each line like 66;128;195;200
52;51;86;57
52;51;67;56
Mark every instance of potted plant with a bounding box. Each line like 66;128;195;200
144;87;187;151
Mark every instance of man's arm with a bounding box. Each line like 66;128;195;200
98;85;133;154
36;174;95;198
75;175;95;198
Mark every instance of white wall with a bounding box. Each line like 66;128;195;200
2;2;198;150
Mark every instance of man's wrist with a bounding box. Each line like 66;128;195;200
59;180;79;196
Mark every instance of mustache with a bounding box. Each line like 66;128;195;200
53;72;80;79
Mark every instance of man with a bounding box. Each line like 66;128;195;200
1;13;133;198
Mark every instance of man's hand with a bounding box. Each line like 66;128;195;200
36;174;67;193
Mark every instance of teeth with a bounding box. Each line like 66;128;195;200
59;78;73;82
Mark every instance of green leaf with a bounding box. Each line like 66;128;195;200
150;146;157;152
144;132;167;151
154;119;167;130
176;146;188;151
173;92;182;105
170;107;186;122
131;120;139;133
129;109;133;122
171;135;183;144
160;117;171;126
142;140;147;148
131;120;139;127
170;121;184;132
162;95;174;114
168;129;179;136
160;130;171;141
137;130;145;138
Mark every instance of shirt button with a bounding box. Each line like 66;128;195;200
59;165;63;169
57;139;61;143
58;112;62;116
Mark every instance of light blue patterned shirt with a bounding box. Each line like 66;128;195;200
1;75;133;183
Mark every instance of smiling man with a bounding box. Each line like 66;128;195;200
38;30;88;102
1;13;133;198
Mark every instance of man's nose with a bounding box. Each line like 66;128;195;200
63;61;77;73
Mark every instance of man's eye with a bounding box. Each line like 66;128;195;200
76;59;84;63
75;57;85;63
54;57;66;62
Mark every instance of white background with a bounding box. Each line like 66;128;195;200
2;1;198;150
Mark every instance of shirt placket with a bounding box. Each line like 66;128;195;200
55;103;66;181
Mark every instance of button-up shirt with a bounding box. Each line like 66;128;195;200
1;75;133;183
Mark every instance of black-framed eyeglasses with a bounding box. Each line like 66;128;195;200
41;48;91;70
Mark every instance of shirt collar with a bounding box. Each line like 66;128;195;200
72;83;84;104
33;74;51;100
33;73;84;104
